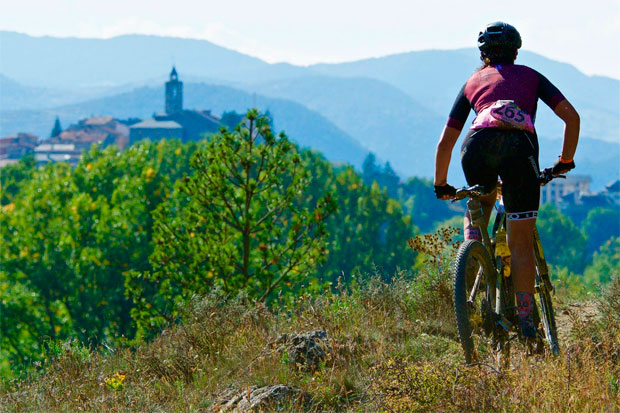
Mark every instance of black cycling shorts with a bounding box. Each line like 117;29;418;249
461;128;540;220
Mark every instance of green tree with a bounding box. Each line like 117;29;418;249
400;177;461;233
537;203;587;272
584;237;620;285
581;207;620;255
0;140;198;370
127;110;336;331
362;152;380;187
220;110;244;130
50;117;62;138
0;154;35;206
302;150;416;283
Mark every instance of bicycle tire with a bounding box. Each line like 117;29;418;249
537;282;560;355
533;229;560;355
453;239;497;363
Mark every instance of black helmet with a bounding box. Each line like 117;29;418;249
478;22;522;56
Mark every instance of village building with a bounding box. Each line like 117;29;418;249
34;142;82;166
51;116;130;151
540;175;592;205
33;116;130;165
0;133;38;167
129;67;220;145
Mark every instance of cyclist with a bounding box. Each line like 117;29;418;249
433;22;580;338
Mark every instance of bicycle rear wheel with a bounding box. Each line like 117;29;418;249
453;239;497;363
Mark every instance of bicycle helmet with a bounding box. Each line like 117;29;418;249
478;22;522;58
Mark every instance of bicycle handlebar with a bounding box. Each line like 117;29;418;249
538;168;566;186
453;169;566;202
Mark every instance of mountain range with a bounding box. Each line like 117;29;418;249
1;31;618;189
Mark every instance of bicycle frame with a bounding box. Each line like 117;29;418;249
461;189;555;340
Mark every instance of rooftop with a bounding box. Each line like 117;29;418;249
130;119;182;129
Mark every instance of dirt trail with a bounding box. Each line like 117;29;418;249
554;300;600;343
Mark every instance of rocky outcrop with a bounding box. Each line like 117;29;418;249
272;330;331;371
216;384;305;412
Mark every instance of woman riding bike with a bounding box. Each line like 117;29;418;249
433;22;580;338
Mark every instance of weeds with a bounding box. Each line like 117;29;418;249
2;256;618;411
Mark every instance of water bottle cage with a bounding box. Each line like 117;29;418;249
467;199;484;226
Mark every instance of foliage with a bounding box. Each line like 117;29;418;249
50;116;62;138
220;110;244;130
584;237;620;286
0;154;35;205
361;152;399;198
581;207;620;255
127;110;336;332
0;140;197;376
304;151;416;284
400;176;461;232
537;203;587;272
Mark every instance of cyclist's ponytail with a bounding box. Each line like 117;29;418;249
478;48;518;70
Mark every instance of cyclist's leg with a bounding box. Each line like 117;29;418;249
461;129;501;240
507;218;537;337
499;130;540;337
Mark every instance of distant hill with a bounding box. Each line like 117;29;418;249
311;49;620;144
0;31;309;89
1;31;617;188
0;82;369;167
245;75;446;178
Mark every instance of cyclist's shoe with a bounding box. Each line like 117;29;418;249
516;292;536;337
519;320;538;339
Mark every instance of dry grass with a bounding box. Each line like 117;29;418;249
2;261;618;411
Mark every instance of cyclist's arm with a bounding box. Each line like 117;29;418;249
435;84;470;188
434;125;461;187
535;70;580;162
553;99;580;161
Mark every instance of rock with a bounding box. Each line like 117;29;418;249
274;330;331;371
216;384;305;412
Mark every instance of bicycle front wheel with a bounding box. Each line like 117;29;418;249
453;239;497;363
537;281;559;355
533;228;560;355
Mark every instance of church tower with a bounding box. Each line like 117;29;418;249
165;66;183;114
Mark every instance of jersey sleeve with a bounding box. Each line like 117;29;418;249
446;83;471;131
535;70;566;110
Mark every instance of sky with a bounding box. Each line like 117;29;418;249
1;0;619;80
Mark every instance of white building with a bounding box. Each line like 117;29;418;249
34;143;82;165
540;175;592;206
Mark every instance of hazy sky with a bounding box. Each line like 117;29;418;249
1;0;619;79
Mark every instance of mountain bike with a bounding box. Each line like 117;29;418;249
452;169;561;364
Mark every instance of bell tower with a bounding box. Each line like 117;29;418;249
165;66;183;114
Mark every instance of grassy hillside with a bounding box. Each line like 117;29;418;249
2;265;618;411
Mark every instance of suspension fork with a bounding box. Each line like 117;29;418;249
533;227;554;294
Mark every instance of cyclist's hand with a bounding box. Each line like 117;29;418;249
551;158;575;176
434;184;456;200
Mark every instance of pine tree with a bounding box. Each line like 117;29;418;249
50;117;62;138
362;152;379;186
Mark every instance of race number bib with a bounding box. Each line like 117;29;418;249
471;100;535;133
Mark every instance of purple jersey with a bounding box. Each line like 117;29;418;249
446;64;565;132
